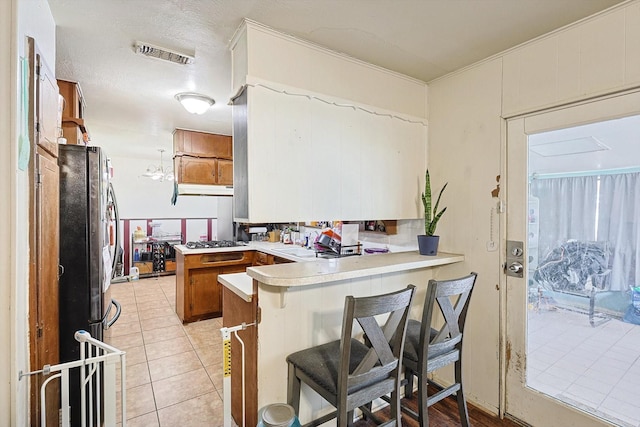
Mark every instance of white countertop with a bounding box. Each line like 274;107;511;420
217;272;254;302
246;251;464;287
219;250;463;302
174;241;317;262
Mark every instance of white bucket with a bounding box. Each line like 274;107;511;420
130;266;139;280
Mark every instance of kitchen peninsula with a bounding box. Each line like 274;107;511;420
214;245;464;426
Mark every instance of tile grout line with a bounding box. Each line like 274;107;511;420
134;278;162;425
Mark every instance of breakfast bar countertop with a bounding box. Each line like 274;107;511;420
245;251;464;287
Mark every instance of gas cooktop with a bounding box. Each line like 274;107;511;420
184;240;245;249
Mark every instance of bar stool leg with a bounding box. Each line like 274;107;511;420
287;363;301;414
455;360;470;427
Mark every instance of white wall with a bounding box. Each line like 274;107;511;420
3;0;58;424
0;1;14;424
108;154;222;219
428;58;504;412
502;2;640;117
427;0;640;415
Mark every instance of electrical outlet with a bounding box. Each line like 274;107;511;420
486;241;497;251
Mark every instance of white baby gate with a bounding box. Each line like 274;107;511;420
20;330;127;427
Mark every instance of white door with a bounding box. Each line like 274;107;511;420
505;90;640;426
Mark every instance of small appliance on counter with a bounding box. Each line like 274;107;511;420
314;227;362;258
235;223;270;242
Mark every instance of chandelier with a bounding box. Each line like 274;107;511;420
142;149;174;181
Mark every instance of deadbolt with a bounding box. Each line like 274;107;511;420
506;240;525;278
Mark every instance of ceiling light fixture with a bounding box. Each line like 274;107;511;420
142;149;174;182
529;136;611;157
175;92;215;115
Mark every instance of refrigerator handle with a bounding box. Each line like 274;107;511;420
104;298;122;330
108;182;121;279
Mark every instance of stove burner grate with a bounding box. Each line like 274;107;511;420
184;240;241;249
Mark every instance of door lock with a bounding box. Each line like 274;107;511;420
508;262;523;274
505;240;524;278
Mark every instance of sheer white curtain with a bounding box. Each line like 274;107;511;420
530;176;599;260
531;172;640;292
597;172;640;291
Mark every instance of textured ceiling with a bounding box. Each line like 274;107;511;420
48;0;624;159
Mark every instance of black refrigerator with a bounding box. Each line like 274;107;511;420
58;144;121;424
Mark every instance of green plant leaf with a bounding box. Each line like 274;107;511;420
422;169;447;236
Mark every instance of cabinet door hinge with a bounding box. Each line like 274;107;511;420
37;324;43;338
36;172;43;185
256;306;261;324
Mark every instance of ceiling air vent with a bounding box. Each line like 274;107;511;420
134;42;194;65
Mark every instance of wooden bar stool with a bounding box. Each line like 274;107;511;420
286;285;416;427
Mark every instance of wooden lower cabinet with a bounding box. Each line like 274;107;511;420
190;267;222;318
253;251;273;266
176;250;254;323
253;251;294;266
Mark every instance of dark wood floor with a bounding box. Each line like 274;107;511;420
353;385;522;427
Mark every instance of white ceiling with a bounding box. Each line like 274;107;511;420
529;114;640;175
48;0;624;159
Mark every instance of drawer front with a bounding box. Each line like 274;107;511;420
165;260;177;272
254;251;271;265
134;261;154;274
184;251;254;269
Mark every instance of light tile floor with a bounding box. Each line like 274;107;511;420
527;306;640;427
106;275;227;427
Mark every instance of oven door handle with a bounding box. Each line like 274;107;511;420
104;298;122;330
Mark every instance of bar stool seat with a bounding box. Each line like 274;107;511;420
286;285;416;427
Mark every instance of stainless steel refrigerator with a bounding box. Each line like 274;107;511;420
58;144;121;424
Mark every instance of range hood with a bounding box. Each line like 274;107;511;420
177;183;233;196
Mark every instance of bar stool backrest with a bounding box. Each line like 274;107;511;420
338;285;416;410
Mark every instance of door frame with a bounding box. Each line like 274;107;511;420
501;87;640;425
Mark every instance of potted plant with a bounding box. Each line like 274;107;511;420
418;169;447;255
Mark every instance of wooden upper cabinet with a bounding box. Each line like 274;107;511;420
217;158;233;185
57;79;87;145
35;54;59;157
173;129;233;186
173;129;232;159
177;157;217;185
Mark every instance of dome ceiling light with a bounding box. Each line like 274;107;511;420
175;92;215;115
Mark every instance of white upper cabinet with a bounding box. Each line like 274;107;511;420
230;20;427;223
